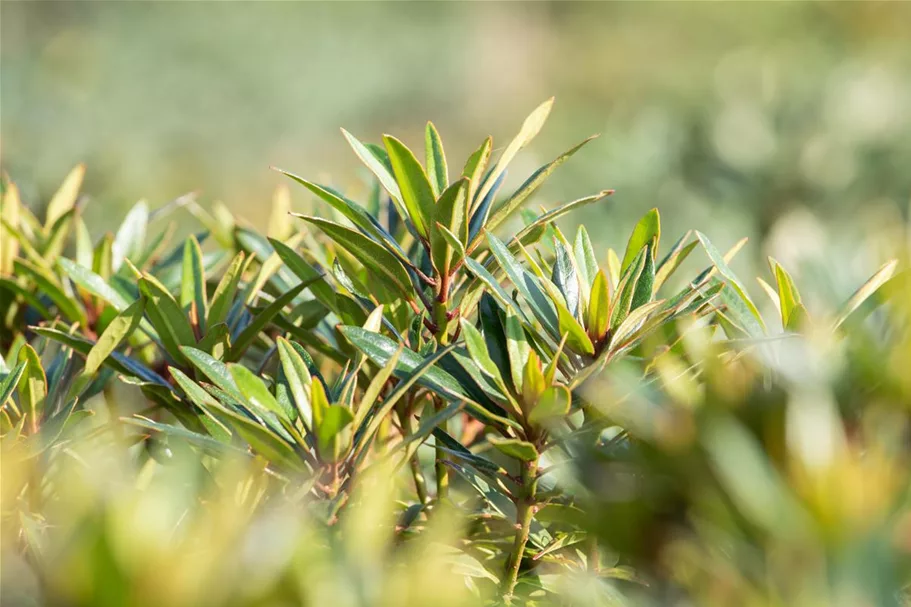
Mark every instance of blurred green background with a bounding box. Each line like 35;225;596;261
2;1;910;254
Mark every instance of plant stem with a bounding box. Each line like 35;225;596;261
433;395;449;500
410;454;429;504
501;458;538;602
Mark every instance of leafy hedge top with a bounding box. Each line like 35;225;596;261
0;100;905;606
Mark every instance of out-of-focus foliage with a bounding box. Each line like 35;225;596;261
3;99;909;606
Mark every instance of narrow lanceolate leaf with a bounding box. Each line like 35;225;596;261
276;337;312;429
18;345;47;428
425;122;448;197
0;181;21;275
279;171;411;266
299;216;413;303
268;238;336;308
487;233;559;336
228;279;312;362
462;136;493;205
85;297;145;374
460;320;504;382
207;251;246;328
621;208;660;272
475;98;554;207
35;327;168;386
557;299;595;355
341;128;403;205
230;363;293;421
112;200;149;270
45;163;85;228
340;326;469;401
139;274;196;360
316;405;354;463
610;248;646;331
695;231;765;335
179;346;243;400
0;362;27;410
655;234;697;291
587;270;610;341
484;134;596;237
383;134;436;238
529;385;571;426
630;243;656;312
769;258;801;330
504;309;530;393
171;368;302;470
59;257;131;311
181;235;207;333
574;225;599;291
431;179;469;275
833;259;898;330
511;191;614;250
487;435;539;462
552;238;580;317
16;259;87;326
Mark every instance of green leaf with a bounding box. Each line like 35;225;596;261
0;362;26;410
487;233;559;337
511;191;614;251
16;259;87;326
124;417;240;456
340;128;403;207
621;208;660;272
139;274;197;360
504;309;530;392
461;137;492;204
430;179;469;275
610;248;646;331
268;238;336;309
425;122;448;197
85;297;145;374
316;405;354;463
276;337;312;429
45;164;85;228
112;200;149;270
383;135;436;238
556;299;595;355
18;345;46;427
586;270;610;341
436;223;466;269
181;235;207;333
460;320;503;383
769;258;802;329
340;326;469;401
171;369;303;471
484;135;596;236
833;259;898;330
574;225;598;292
654;231;696;291
207;251;246;327
35;327;168;385
695;231;766;336
487;435;538;462
229;363;292;421
228;279;309;362
59;257;131;312
528;385;571;426
0;278;53;320
630;242;656;312
552;237;580;317
179;346;243;400
475;98;553;207
298;216;413;303
279;171;411;267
